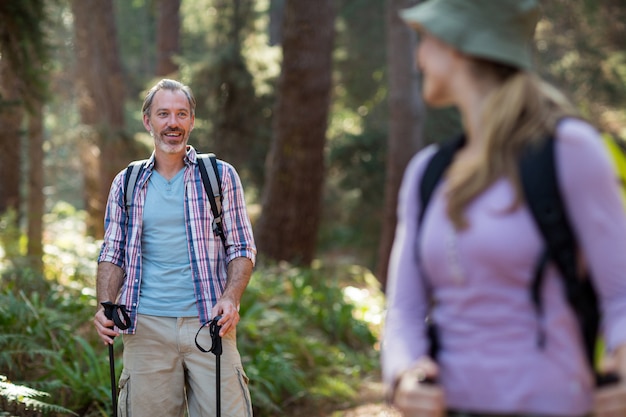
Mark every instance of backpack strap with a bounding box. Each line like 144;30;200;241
419;135;466;224
418;135;465;360
197;153;226;247
124;159;148;208
518;136;600;372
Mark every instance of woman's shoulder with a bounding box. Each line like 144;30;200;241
553;117;608;167
408;142;439;173
554;117;601;146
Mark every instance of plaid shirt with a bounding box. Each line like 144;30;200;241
98;146;256;333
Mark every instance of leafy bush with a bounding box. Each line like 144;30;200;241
0;375;76;416
0;283;110;416
239;261;381;416
0;210;385;416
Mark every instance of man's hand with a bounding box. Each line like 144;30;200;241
94;262;125;345
211;296;239;337
93;307;119;345
211;257;253;337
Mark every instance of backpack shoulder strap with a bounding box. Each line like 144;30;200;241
124;159;148;208
418;135;465;361
419;135;466;226
197;153;226;246
518;137;577;276
518;136;600;371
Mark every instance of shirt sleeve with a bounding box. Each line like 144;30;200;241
382;145;438;388
555;118;626;351
219;161;257;265
98;169;127;268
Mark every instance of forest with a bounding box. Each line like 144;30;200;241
1;0;626;416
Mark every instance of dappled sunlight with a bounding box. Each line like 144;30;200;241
343;285;384;329
42;202;100;287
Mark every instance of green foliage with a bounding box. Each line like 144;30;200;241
1;208;384;417
184;0;273;190
0;210;107;416
0;264;382;417
0;0;51;108
0;284;106;416
537;1;626;133
0;375;76;417
239;262;381;415
0;209;22;263
322;129;387;268
47;335;112;415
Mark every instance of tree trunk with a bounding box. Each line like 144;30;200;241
255;0;335;265
0;58;24;218
268;0;285;46
211;0;258;170
155;0;181;76
27;101;44;274
376;0;423;289
71;0;128;238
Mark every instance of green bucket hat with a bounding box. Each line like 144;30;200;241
400;0;540;70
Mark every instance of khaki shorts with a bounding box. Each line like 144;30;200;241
118;314;252;417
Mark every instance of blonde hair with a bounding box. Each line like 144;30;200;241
446;60;579;229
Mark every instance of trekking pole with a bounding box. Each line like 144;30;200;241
195;316;223;417
101;302;130;417
209;317;223;417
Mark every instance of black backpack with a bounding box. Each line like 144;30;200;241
419;134;618;386
123;153;226;246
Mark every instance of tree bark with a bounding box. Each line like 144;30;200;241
27;101;44;274
0;58;24;217
71;0;128;238
255;0;335;265
376;0;423;289
155;0;181;76
268;0;285;46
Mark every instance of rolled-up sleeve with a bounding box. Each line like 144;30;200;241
220;161;257;266
98;171;127;268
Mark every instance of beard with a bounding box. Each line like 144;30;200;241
152;127;189;154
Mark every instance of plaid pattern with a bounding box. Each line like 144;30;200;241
98;146;256;333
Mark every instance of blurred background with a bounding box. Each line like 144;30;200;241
1;0;625;415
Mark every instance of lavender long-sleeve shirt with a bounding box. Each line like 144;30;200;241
382;118;626;415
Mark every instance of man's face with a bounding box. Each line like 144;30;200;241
143;89;195;155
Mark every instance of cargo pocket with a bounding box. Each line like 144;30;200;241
117;368;131;417
235;365;252;417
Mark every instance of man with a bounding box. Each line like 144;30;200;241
94;79;256;417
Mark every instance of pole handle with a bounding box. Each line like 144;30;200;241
101;301;131;330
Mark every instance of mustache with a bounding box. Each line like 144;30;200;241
163;128;184;134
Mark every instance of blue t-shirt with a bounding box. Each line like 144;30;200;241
138;168;197;317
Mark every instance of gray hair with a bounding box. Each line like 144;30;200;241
142;79;196;117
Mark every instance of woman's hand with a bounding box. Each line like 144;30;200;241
595;383;626;417
392;357;445;417
595;352;626;417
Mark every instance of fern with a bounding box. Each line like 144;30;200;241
0;375;77;415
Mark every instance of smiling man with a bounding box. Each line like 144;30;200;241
94;79;256;417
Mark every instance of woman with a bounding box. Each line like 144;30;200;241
382;0;626;416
